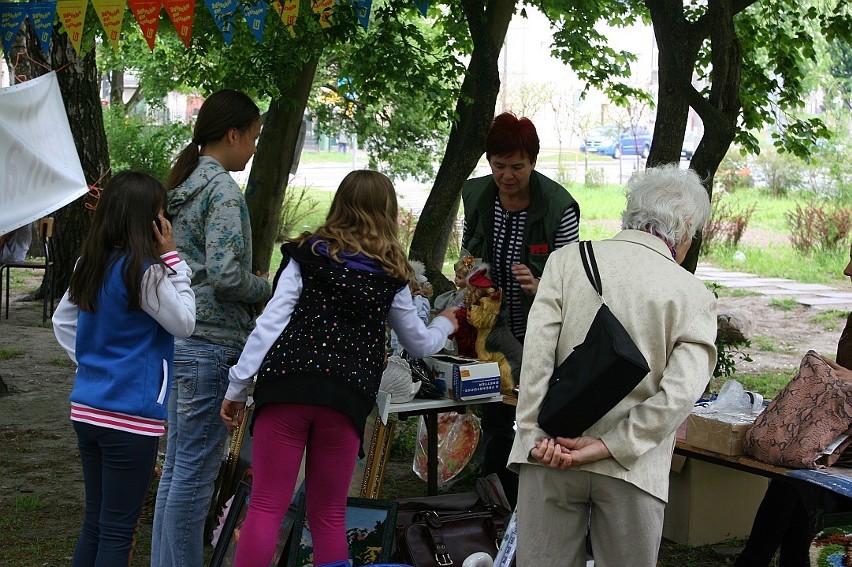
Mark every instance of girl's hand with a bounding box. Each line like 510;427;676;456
220;399;246;430
437;306;460;332
153;213;176;255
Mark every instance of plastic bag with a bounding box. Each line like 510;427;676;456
693;379;764;423
413;412;481;487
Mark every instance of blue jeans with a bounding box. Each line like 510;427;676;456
73;421;158;567
151;337;240;566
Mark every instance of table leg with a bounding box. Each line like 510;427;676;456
426;411;438;496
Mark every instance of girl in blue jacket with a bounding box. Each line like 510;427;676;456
53;171;196;567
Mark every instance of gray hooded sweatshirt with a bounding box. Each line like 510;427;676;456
167;156;271;350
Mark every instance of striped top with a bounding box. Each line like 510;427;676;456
471;197;579;340
71;403;166;436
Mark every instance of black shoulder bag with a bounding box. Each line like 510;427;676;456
537;240;650;438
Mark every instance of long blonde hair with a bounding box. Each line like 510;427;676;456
295;170;413;281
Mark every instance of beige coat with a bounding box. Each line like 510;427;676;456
508;230;717;502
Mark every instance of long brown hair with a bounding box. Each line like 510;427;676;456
295;170;413;281
165;89;260;190
70;171;168;312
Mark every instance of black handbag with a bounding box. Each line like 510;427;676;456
538;240;650;438
392;475;511;566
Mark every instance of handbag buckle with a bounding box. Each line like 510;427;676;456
435;552;454;566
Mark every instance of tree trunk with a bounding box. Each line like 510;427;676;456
9;25;111;299
245;57;319;276
408;0;515;295
647;0;746;273
110;69;123;108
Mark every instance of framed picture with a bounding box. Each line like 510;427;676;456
348;410;396;499
215;403;256;512
209;480;305;567
286;496;398;567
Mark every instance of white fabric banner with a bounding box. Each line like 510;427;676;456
0;72;88;234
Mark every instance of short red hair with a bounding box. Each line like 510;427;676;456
485;112;540;162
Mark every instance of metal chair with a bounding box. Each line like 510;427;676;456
0;217;55;322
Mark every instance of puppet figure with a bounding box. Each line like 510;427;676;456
468;287;524;395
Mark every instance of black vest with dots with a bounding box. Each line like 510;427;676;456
252;242;405;446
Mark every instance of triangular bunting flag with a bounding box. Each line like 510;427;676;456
56;0;88;55
129;0;161;51
204;0;238;45
354;0;371;30
414;0;427;17
276;0;298;38
163;0;194;48
92;0;125;52
0;3;27;54
239;0;267;44
27;2;58;57
311;0;332;28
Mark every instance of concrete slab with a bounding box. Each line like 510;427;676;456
775;283;836;292
797;297;852;306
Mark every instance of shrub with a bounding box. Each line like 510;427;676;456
785;200;852;254
398;206;418;251
752;150;803;197
584;167;605;187
702;192;756;248
277;184;323;240
716;152;753;192
103;107;191;182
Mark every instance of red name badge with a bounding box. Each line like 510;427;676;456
529;244;549;255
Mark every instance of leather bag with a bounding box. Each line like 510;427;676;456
538;240;650;438
744;350;852;469
393;475;511;567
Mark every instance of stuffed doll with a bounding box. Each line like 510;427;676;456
467;288;524;395
450;266;494;359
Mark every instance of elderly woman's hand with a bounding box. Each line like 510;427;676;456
530;438;572;469
555;436;612;466
511;263;539;295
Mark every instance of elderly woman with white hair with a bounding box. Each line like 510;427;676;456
508;164;718;566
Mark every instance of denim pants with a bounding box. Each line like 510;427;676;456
151;337;240;567
73;421;158;567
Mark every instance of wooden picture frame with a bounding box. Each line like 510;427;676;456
214;403;256;514
208;480;305;567
285;495;398;567
348;409;396;499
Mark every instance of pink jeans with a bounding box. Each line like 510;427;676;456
234;403;360;567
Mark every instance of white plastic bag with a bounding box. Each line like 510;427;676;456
693;379;764;423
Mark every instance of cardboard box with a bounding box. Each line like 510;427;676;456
424;354;500;401
664;458;768;545
686;412;754;456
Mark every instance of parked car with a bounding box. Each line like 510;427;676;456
581;126;653;159
618;128;653;158
580;126;621;158
681;132;697;160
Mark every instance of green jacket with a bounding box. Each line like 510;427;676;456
461;170;579;314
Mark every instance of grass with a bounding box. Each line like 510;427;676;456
0;347;24;360
709;370;794;399
701;244;848;285
769;297;798;310
752;335;779;352
810;309;849;332
705;283;760;298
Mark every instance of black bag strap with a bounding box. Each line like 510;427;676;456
579;241;604;300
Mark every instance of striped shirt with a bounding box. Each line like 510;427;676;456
467;197;579;341
70;403;166;436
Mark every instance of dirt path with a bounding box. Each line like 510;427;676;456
0;266;844;565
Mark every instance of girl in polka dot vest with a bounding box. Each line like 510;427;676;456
221;170;458;567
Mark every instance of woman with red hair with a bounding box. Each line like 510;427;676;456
462;112;580;505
